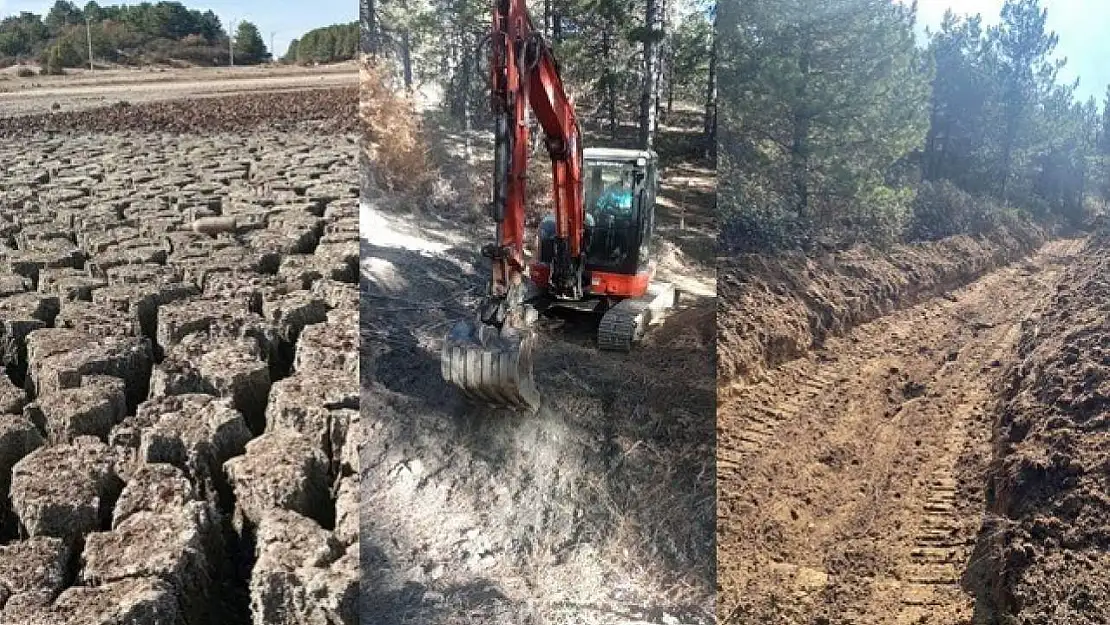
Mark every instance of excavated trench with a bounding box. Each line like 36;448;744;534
716;231;1089;625
0;89;359;624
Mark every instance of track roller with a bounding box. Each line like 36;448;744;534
597;281;677;352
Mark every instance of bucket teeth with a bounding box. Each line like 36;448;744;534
442;319;541;412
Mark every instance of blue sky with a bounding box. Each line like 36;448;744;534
0;0;355;59
911;0;1108;102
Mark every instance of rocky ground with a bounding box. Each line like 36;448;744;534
361;106;717;624
715;229;1096;624
0;80;359;624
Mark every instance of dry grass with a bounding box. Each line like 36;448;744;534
360;55;432;194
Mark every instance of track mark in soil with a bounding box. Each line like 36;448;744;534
893;316;1026;624
893;411;974;622
717;238;1084;625
716;364;832;471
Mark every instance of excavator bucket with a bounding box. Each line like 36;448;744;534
441;319;542;412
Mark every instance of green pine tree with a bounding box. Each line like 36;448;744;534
234;20;269;64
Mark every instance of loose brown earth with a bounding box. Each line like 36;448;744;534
361;107;716;624
0;73;359;624
716;236;1090;624
964;229;1110;625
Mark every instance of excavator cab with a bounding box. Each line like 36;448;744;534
531;148;673;353
581;148;658;279
538;149;658;283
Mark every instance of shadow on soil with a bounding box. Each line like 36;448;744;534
361;221;715;622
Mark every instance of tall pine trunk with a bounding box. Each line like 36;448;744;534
461;31;474;161
553;0;563;45
544;0;552;39
704;17;717;163
360;0;378;56
603;26;617;138
1000;97;1020;204
666;54;675;122
656;30;668;126
639;0;663;150
401;30;413;91
791;37;812;226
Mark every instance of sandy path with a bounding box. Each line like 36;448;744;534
359;105;717;623
716;237;1087;624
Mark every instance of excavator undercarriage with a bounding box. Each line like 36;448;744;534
596;282;678;351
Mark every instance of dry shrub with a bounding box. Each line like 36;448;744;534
359;55;431;194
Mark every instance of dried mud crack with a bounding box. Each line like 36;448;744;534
0;87;359;625
717;237;1085;624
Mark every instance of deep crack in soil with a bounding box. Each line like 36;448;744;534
716;237;1086;624
0;83;359;625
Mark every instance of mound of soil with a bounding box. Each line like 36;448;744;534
717;223;1045;387
963;231;1110;624
0;86;357;136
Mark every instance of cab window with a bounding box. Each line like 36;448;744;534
584;159;640;271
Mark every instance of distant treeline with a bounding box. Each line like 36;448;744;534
284;22;358;64
0;1;273;73
719;0;1110;253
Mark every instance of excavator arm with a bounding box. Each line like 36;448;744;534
441;0;584;411
488;0;585;303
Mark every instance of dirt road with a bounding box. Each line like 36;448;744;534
0;65;356;115
716;237;1086;624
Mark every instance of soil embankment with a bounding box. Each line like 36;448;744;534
963;230;1110;624
718;224;1045;387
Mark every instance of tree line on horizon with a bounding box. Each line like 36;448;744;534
0;1;358;74
284;23;359;65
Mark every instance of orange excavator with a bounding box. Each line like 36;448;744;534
441;0;677;411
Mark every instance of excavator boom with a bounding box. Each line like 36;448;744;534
489;0;585;300
442;0;585;411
